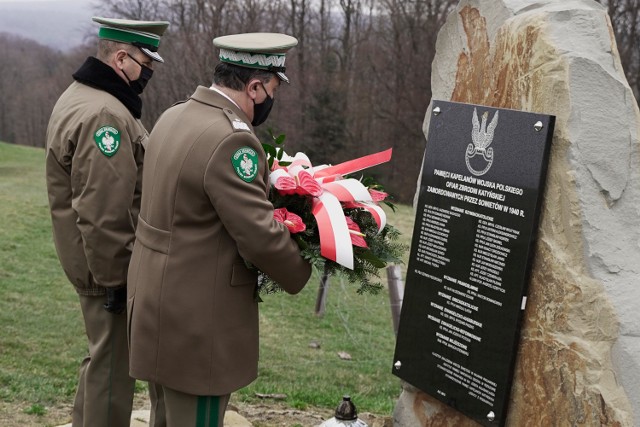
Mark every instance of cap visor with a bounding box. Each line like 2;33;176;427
141;47;164;63
276;71;290;84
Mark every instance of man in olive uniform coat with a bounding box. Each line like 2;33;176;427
45;17;168;427
127;33;311;425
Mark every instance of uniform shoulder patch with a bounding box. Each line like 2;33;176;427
232;118;250;131
222;108;251;133
94;125;121;157
232;147;259;182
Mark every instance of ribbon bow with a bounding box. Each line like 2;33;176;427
270;149;392;269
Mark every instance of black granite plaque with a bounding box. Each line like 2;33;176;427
392;101;555;427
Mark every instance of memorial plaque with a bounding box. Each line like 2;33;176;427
392;101;555;427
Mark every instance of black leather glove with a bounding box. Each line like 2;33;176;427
103;287;127;315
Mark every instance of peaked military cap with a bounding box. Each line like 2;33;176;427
93;16;169;63
213;33;298;83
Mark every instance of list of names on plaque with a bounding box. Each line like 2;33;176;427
470;220;519;297
416;205;455;269
393;101;554;427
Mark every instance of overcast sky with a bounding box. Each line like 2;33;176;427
0;0;95;50
0;0;71;2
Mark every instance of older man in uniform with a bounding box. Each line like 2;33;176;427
127;33;312;426
45;16;168;427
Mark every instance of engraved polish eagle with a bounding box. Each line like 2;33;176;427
468;108;499;161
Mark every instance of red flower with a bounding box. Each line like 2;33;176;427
274;175;297;194
272;169;323;197
273;208;306;233
294;170;323;197
340;189;387;208
369;189;388;202
345;217;368;248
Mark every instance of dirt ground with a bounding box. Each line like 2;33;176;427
234;402;392;427
0;396;392;427
0;400;75;427
232;402;334;426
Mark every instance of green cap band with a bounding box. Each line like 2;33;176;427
98;26;160;49
213;33;297;83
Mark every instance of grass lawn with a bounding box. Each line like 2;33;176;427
0;141;416;426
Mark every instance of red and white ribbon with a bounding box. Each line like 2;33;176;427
270;149;392;269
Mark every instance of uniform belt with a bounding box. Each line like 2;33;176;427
135;216;171;254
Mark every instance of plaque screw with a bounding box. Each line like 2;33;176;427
487;411;495;421
433;107;441;115
394;360;402;370
534;121;543;132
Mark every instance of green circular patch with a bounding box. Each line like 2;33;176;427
232;147;259;182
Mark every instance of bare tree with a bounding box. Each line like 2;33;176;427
95;0;166;20
3;0;640;204
599;0;640;99
363;0;456;200
0;34;87;147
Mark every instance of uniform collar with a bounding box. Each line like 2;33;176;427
72;56;142;119
190;86;251;124
208;85;240;109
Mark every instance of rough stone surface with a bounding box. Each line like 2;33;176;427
398;0;639;425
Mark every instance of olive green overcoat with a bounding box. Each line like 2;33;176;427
46;81;147;295
127;86;311;396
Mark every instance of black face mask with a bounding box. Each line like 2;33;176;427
124;53;154;94
252;83;274;127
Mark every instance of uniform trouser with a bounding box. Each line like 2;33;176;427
148;381;166;427
72;295;135;427
157;386;230;427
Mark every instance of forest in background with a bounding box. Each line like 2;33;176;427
1;0;639;202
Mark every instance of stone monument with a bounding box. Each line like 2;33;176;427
394;0;640;425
